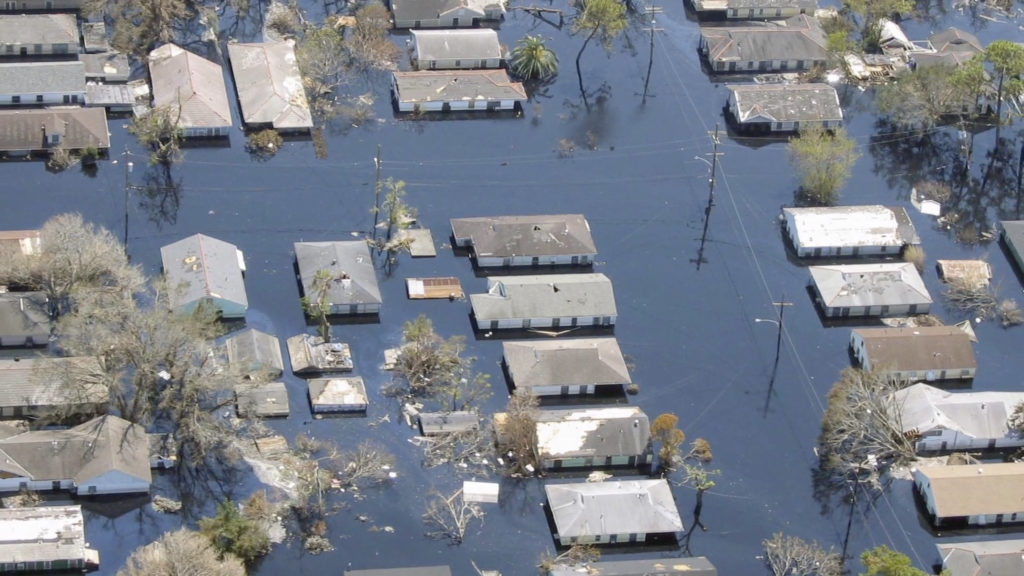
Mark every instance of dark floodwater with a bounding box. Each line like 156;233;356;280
4;0;1024;574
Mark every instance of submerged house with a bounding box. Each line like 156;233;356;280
451;214;598;267
0;108;109;156
0;357;107;418
937;540;1024;576
0;14;78;56
930;27;983;56
699;15;828;73
160;234;248;319
850;326;976;381
419;411;479;435
914;463;1024;526
532;407;652;469
148;44;232;138
1000;220;1024;277
548;558;718;576
286;334;353;374
545;479;682;545
234;381;290;418
470;273;617;330
727;83;842;134
782;205;919;257
692;0;816;19
390;0;504;28
411;29;503;70
893;384;1024;452
0;61;85;106
294;241;382;315
0;291;49;348
0;506;99;572
808;263;932;318
227;41;313;132
391;70;527;113
308;376;368;413
225;328;285;379
502;338;631;396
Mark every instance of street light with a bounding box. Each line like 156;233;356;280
754;318;779;326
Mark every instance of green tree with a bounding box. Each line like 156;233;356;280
984;40;1024;141
787;125;860;205
301;269;336;341
572;0;626;104
861;546;939;576
129;105;184;165
876;60;988;128
199;500;272;563
510;34;559;81
842;0;914;50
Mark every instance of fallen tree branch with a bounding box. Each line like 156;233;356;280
511;5;564;29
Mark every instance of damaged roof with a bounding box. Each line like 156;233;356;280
729;83;842;124
225;328;285;378
535;407;650;461
545;479;683;537
148;43;232;129
451;214;597;258
929;27;983;54
294;242;382;308
503;338;631;388
893;383;1023;440
700;15;827;64
0;506;93;565
234;381;290;418
809;262;932;309
471;273;617;321
227;41;312;130
784;206;919;250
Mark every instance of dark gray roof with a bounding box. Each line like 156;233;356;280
391;0;500;20
545;479;683;537
503;338;631;388
912;51;972;69
0;357;106;410
225;328;284;378
0;292;50;344
535;407;650;461
226;42;312;130
0;14;77;46
81;21;109;52
930;27;983;54
938;540;1024;576
0;108;109;152
701;15;827;64
294;241;382;307
393;70;527;105
419;411;479;434
0;506;94;565
809;263;932;309
0;61;84;94
234;381;290;417
471;274;617;321
549;557;718;576
728;83;842;123
345;567;452;576
1002;220;1024;255
451;214;598;258
412;29;502;62
79;52;130;78
160;233;248;311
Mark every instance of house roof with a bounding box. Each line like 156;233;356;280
286;334;353;373
545;479;683;537
0;14;77;46
0;357;107;410
412;29;502;62
1002;220;1024;256
234;381;290;417
227;41;312;130
148;43;232;129
0;230;40;256
345;567;452;576
930;27;983;54
225;328;285;377
0;415;151;485
853;326;976;374
390;0;502;21
937;540;1024;576
0;506;93;565
160;233;248;311
81;21;109;52
809;263;932;309
294;242;382;307
893;384;1024;440
471;273;617;321
0;107;110;152
79;52;130;79
0;61;84;96
0;291;50;343
451;214;598;258
535;407;650;461
916;463;1024;518
549;557;718;576
392;70;527;104
700;15;827;64
729;83;842;124
784;206;919;250
503;338;631;388
912;51;972;69
308;377;368;408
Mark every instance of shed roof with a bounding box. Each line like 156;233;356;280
419;411;479;434
0;14;77;46
852;326;975;373
225;328;284;378
471;274;617;321
545;479;682;537
916;463;1024;518
0;61;84;96
451;214;597;258
294;241;382;307
0;291;50;344
809;263;932;309
894;384;1024;440
503;338;630;388
0;107;109;152
930;27;983;54
308;377;367;409
783;205;918;250
549;557;718;576
700;15;827;64
227;41;312;130
936;260;991;286
536;407;650;461
0;230;40;256
148;43;232;129
412;29;502;62
0;357;106;410
234;381;290;417
81;21;108;52
286;334;353;373
390;0;503;20
729;83;842;124
0;506;93;565
79;52;130;79
345;567;452;576
937;540;1024;576
393;70;526;105
160;233;248;311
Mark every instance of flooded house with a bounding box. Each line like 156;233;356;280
227;41;313;132
850;326;976;382
148;43;232;138
389;0;504;28
451;214;598;267
726;83;842;134
418;411;479;435
782;205;919;258
225;328;285;379
0;230;40;256
411;29;503;70
1000;220;1024;278
234;381;290;418
936;260;992;287
532;407;652;470
0;61;84;106
470;273;617;330
914;463;1024;526
0;14;78;56
0;506;99;572
345;567;452;576
286;334;354;374
929;27;983;56
544;479;683;545
0;107;109;156
160;234;248;319
548;558;718;576
893;384;1024;452
308;376;368;413
699;15;828;73
692;0;817;20
391;70;527;113
808;263;932;318
0;291;49;347
79;52;130;83
0;357;107;418
294;241;382;315
937;540;1024;576
502;338;631;396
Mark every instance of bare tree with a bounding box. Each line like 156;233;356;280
944;276;998;319
116;528;246;576
347;1;401;71
538;544;601;573
416;424;496;476
497;389;540;476
129;105;185;165
423;488;485;544
87;0;190;60
392;315;492;411
763;532;843;576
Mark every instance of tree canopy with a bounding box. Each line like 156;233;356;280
572;0;626;101
788;126;860;205
860;546;937;576
875;60;987;128
116;529;246;576
511;35;560;80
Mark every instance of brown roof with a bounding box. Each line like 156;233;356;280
918;463;1024;518
0;230;40;256
853;326;976;373
148;43;232;129
0;108;109;152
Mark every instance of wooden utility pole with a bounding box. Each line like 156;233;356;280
769;294;793;372
641;5;663;106
122;145;132;255
373;144;383;236
692;124;723;270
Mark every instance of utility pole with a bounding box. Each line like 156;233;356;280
641;4;663;106
692;124;722;270
373;144;383;237
122;145;133;255
769;294;792;373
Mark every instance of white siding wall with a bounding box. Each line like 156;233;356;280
485;315;617;329
182;126;230;138
914;429;1024;452
326;303;381;315
559;533;644;546
476;254;594;267
1;43;74;56
0;91;84;106
821;303;927;318
0;477;73;492
182;296;246;319
311;403;367;413
420;57;502;70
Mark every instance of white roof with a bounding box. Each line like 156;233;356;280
894;383;1024;440
784;205;907;250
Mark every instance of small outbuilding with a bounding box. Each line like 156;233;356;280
81;21;108;53
225;328;285;379
418;411;479;435
782;205;919;258
85;83;135;112
451;214;598;267
809;262;932;318
148;43;232;137
160;234;248;319
227;41;313;132
532;406;652;470
294;241;382;315
392;70;526;113
936;260;992;288
544;479;683;545
850;326;976;381
914;463;1024;526
893;384;1024;452
406;277;463;300
411;29;503;70
937;540;1024;576
79;52;130;83
727;83;842;134
0;291;50;347
471;273;617;330
234;381;290;418
308;376;368;413
286;334;353;374
503;338;631;396
0;506;99;572
390;0;504;28
548;558;718;576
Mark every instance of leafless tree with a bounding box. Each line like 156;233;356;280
763;532;843;576
129;105;185;165
497;389;540;476
47;145;79;171
538;544;601;573
944;275;998;318
416;424;496;476
347;1;401;71
392;315;492;411
423;488;485;544
116;528;246;576
1000;299;1024;327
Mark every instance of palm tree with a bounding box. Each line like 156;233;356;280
510;35;559;80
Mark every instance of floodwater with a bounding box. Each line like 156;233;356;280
3;0;1024;573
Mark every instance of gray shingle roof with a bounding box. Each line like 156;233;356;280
701;15;827;64
225;328;284;378
929;27;983;54
503;338;630;388
1002;220;1024;256
451;214;597;259
391;0;501;20
148;43;232;129
853;326;976;373
0;61;84;94
535;407;650;461
0;14;77;46
893;384;1024;440
392;70;527;105
160;233;248;311
549;558;718;576
0;506;94;565
809;263;932;309
0;108;109;152
0;357;107;410
294;241;382;307
234;381;290;417
545;479;683;537
227;42;312;130
412;29;501;62
0;291;50;345
79;51;130;79
938;540;1024;576
729;83;842;123
471;274;617;321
